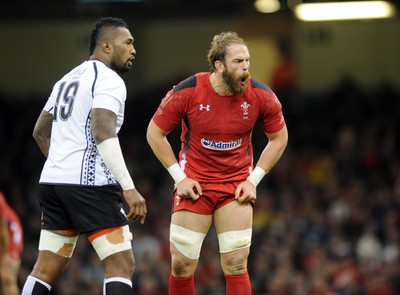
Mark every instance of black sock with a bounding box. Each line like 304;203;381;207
104;278;132;295
31;282;51;295
21;276;51;295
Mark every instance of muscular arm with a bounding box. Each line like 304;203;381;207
0;211;9;257
146;119;178;169
92;108;147;223
256;125;288;173
147;119;202;199
235;125;288;202
32;110;53;158
91;108;118;143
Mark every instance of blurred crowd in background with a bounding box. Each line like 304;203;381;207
0;74;399;294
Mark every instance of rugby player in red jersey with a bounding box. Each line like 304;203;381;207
0;191;23;295
147;31;288;295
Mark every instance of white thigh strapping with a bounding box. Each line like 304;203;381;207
91;225;133;260
218;228;252;253
170;223;206;260
38;230;78;258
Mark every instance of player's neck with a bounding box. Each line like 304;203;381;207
89;55;110;68
209;72;232;96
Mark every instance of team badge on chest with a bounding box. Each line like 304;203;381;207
241;102;251;119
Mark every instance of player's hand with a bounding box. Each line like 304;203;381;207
176;177;202;200
235;180;257;203
123;188;147;224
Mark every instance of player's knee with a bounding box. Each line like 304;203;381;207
89;225;133;261
102;250;135;278
169;224;206;260
1;272;17;288
221;251;248;274
170;251;196;277
38;230;78;258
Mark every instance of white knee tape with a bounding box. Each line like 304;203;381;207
38;230;78;258
170;224;206;260
218;228;252;253
91;225;133;260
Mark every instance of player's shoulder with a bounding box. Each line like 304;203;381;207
92;61;125;88
91;61;119;77
173;75;197;93
172;72;210;94
249;77;279;101
250;77;273;93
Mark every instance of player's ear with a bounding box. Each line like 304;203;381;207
215;60;225;73
102;41;112;54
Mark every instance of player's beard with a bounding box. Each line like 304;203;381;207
222;69;249;95
111;57;131;74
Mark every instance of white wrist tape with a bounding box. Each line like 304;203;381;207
247;166;266;187
167;163;187;184
96;137;135;190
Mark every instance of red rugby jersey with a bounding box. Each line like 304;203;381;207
152;72;285;183
0;192;23;259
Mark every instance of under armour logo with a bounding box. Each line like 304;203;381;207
199;104;210;111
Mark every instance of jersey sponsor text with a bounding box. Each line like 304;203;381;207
201;138;242;151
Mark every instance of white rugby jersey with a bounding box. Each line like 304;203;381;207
39;60;126;186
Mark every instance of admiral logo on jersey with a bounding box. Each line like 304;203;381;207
201;138;242;150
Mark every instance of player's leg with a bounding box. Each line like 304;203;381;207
214;200;253;295
88;225;135;295
169;210;212;295
0;253;21;295
21;230;78;295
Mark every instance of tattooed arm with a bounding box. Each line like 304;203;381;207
33;110;53;158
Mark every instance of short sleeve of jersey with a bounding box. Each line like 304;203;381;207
257;88;286;134
92;72;126;115
152;79;193;132
43;81;61;115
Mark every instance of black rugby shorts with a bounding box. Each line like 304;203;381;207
39;184;128;234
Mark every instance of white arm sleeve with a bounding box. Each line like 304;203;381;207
96;137;135;190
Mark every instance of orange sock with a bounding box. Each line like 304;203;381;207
169;273;195;295
225;271;252;295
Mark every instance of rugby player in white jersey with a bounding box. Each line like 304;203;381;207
21;17;147;295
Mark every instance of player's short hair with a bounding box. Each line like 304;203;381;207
207;31;246;72
89;17;129;55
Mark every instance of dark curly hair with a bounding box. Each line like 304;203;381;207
89;17;128;55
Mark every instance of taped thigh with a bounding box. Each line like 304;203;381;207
218;228;252;253
38;230;78;258
170;224;206;260
89;225;132;260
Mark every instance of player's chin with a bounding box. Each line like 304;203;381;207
237;83;247;94
117;65;131;74
125;63;132;71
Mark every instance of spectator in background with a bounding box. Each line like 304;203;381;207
0;191;23;295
